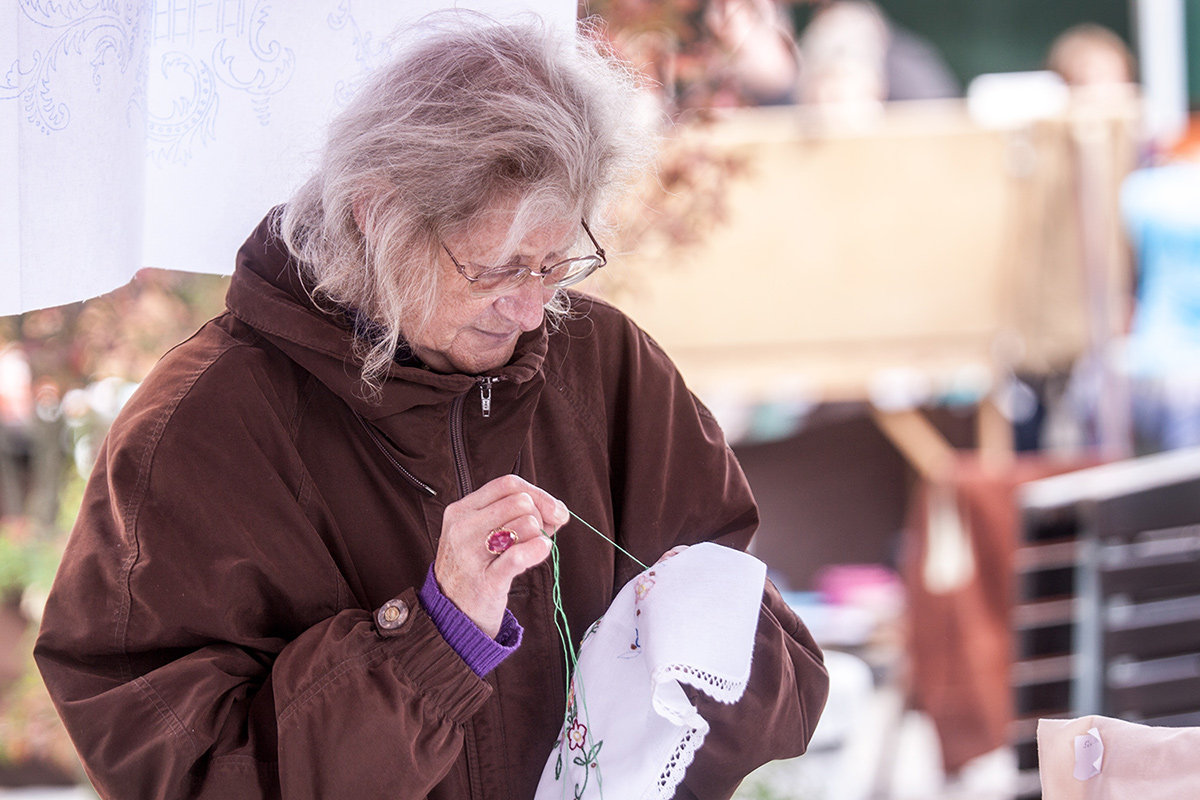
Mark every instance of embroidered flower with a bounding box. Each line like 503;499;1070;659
567;718;588;751
635;573;656;602
656;545;687;564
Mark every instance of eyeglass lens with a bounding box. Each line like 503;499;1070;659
470;256;603;294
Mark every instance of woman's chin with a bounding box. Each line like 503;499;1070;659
452;343;518;375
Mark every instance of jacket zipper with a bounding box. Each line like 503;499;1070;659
478;376;500;418
450;392;473;498
355;415;438;497
450;378;503;498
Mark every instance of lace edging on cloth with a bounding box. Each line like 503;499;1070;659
655;663;751;707
651;726;703;800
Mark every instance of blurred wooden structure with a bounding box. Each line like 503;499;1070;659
597;99;1141;463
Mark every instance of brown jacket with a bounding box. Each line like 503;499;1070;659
35;213;828;799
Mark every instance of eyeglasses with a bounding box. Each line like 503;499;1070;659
443;219;607;296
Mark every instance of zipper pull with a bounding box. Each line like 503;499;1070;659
479;377;496;418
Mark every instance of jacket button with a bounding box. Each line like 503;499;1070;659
376;599;409;630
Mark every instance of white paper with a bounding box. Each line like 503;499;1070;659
1072;727;1103;781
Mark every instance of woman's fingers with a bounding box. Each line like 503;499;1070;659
456;474;569;531
446;493;538;539
433;475;567;637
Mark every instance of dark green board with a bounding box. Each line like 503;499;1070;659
791;1;1141;96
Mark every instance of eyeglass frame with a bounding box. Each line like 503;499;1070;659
442;219;607;295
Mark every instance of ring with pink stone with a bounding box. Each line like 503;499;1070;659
485;527;519;555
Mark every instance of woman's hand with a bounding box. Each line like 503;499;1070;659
434;475;569;637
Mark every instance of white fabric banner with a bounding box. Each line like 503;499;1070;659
1;0;574;315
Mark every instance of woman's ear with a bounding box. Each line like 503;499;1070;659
352;196;373;238
352;184;394;240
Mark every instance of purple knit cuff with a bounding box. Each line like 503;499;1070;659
418;564;522;677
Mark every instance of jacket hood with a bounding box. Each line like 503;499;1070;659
225;209;549;421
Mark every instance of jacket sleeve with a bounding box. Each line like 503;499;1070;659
678;582;830;799
34;360;485;800
603;310;830;799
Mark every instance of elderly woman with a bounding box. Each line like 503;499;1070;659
34;17;828;800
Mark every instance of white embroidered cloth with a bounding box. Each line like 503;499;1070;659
535;542;766;800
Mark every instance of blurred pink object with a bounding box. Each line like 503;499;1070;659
817;563;903;609
0;347;33;425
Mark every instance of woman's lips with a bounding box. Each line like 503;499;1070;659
474;328;519;344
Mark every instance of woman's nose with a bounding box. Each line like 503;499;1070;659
493;279;550;331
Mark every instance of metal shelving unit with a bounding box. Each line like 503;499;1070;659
1012;448;1200;798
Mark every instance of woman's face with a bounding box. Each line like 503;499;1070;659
407;214;577;375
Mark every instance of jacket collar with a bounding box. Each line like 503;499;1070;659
225;209;550;420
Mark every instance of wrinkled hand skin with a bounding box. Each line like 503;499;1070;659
434;474;569;637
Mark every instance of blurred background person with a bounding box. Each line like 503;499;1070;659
704;0;802;106
1047;22;1138;101
797;0;958;112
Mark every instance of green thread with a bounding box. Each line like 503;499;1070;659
543;527;576;709
542;507;646;798
543;527;593;798
567;510;649;570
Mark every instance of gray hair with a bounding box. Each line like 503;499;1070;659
279;14;656;387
